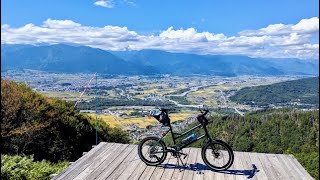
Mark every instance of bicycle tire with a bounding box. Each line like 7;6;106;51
138;136;168;166
201;140;234;171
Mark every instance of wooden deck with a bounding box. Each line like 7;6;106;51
52;142;314;180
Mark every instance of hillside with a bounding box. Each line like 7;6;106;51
114;49;319;76
2;44;319;76
1;79;130;163
1;44;157;75
230;77;319;106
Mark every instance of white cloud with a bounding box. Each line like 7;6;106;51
1;17;319;60
292;17;319;33
123;0;136;6
159;27;226;42
239;17;319;36
43;19;81;29
94;0;113;8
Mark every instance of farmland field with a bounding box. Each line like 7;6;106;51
42;91;92;101
86;112;193;128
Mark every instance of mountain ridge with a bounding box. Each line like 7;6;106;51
1;44;319;76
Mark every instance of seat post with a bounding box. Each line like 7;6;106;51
169;124;176;144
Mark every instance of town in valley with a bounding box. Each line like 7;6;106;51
1;69;315;141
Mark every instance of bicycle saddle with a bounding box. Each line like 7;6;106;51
159;108;172;112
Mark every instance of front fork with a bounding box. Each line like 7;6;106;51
203;126;219;156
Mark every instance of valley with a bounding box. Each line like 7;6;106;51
2;69;315;141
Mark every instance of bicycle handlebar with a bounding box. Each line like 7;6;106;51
199;107;209;116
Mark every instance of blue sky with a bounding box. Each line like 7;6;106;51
1;0;319;59
2;0;319;35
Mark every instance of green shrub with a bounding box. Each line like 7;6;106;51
1;154;68;180
1;80;130;163
294;152;319;180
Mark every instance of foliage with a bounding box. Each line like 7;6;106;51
294;152;319;180
1;80;130;163
168;109;319;179
1;154;68;180
230;77;319;106
86;118;131;143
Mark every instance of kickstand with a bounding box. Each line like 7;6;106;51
175;154;187;172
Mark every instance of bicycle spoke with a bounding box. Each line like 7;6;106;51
141;139;165;163
203;141;233;170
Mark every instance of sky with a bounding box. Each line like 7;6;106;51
1;0;319;59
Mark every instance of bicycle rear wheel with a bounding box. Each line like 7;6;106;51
201;140;234;171
138;136;167;166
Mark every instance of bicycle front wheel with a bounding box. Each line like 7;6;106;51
138;136;167;166
201;140;234;171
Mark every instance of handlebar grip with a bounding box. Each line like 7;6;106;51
198;106;209;116
203;109;209;115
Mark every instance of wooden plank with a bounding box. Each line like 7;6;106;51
138;163;157;180
72;143;120;179
193;147;205;180
183;148;199;180
247;152;269;180
53;143;314;180
73;143;121;180
55;142;113;180
197;146;226;180
291;156;314;179
233;152;247;180
83;143;130;180
52;142;107;180
127;158;148;180
160;153;180;180
265;153;293;180
280;155;306;180
116;150;144;180
106;145;139;180
171;148;192;180
196;149;215;180
136;142;168;180
223;150;236;180
257;153;280;180
287;155;314;180
213;150;227;180
150;154;172;180
95;144;136;180
275;154;301;180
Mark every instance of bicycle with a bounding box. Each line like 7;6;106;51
138;107;234;171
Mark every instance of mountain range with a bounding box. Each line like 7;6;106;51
1;44;319;76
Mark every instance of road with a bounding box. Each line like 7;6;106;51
167;99;201;108
166;82;225;108
234;108;245;116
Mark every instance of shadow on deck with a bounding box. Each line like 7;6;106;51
159;162;258;178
